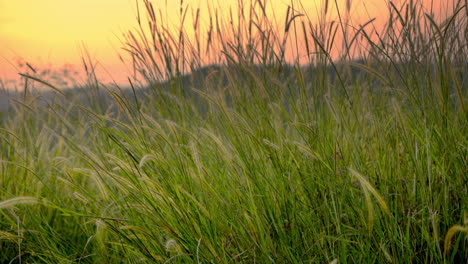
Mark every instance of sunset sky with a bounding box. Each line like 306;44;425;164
0;0;448;88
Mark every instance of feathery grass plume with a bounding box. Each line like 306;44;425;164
200;127;232;163
18;73;65;96
0;197;39;209
73;168;110;200
348;168;391;233
0;231;18;242
444;212;468;257
188;139;203;176
72;192;90;204
138;153;167;168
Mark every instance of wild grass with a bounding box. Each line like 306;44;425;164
0;0;467;262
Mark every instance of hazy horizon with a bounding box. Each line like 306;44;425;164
0;0;453;89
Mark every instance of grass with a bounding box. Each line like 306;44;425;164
0;0;467;262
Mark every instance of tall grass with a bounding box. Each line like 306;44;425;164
0;0;466;262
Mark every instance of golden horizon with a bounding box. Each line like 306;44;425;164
0;0;450;88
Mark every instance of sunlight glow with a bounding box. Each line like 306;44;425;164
0;0;447;87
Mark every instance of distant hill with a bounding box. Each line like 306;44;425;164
1;60;466;119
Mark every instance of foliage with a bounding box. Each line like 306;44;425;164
0;0;466;262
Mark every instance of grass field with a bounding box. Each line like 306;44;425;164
0;0;467;263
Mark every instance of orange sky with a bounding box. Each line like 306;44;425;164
0;0;448;88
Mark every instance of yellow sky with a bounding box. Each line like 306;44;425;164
0;0;139;85
0;0;448;87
